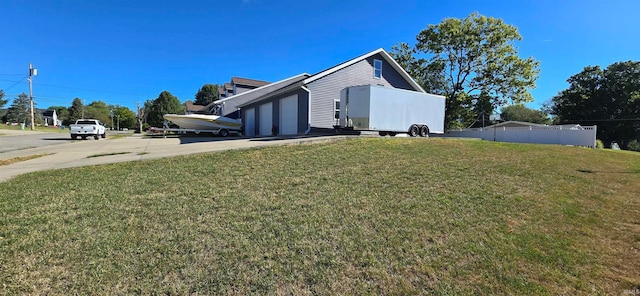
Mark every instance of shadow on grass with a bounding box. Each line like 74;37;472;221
577;169;639;174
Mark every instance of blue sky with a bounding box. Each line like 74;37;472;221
1;0;638;113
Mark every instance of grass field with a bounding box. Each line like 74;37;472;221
0;138;638;295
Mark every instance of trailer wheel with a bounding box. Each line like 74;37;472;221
378;131;388;137
219;129;229;137
408;125;419;137
419;125;429;137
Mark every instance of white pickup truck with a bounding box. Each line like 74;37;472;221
69;119;107;140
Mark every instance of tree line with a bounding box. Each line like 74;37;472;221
0;83;219;132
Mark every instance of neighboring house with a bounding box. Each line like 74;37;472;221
41;110;60;126
185;101;207;115
218;77;270;100
229;48;424;136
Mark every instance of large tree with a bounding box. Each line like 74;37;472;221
146;91;183;127
111;105;136;130
391;12;540;129
194;84;219;106
84;101;111;123
4;93;31;124
68;98;84;123
550;61;640;148
0;90;7;109
500;104;550;125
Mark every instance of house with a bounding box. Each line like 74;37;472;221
185;101;207;115
41;110;60;126
225;48;425;136
218;77;270;100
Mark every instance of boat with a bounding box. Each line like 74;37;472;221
163;114;242;131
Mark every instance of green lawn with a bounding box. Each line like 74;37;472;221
1;138;638;295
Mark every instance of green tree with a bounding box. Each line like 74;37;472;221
194;84;219;106
0;90;7;109
4;93;31;124
550;61;640;148
500;104;550;125
393;12;540;129
68;98;84;123
111;106;136;130
147;91;183;127
84;101;110;123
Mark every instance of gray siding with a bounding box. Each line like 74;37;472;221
241;88;309;136
306;53;416;129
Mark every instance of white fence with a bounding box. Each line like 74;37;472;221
445;125;597;147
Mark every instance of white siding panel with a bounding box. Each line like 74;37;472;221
307;59;397;129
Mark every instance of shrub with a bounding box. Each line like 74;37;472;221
627;140;640;152
596;139;604;149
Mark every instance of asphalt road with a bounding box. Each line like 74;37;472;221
0;130;347;182
0;130;71;153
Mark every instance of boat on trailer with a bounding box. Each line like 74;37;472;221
159;114;242;137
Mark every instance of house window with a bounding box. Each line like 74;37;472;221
334;99;340;119
373;59;382;79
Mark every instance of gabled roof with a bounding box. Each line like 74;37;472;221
185;101;206;112
206;73;310;110
231;77;270;88
303;48;425;93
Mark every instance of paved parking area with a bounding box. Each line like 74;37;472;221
0;130;347;182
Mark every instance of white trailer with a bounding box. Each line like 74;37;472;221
338;85;445;137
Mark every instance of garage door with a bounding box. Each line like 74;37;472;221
279;95;298;135
259;102;272;136
244;108;255;137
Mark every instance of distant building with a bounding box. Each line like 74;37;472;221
41;110;61;126
218;77;270;100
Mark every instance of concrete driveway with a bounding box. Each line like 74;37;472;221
0;130;346;182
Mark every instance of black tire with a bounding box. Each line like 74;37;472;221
389;132;397;137
219;129;229;137
101;132;106;139
419;125;429;137
378;131;388;137
94;134;99;140
71;134;77;140
408;125;419;137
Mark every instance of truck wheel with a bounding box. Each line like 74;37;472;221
408;125;419;137
219;129;229;137
94;134;99;140
419;125;429;137
101;132;106;139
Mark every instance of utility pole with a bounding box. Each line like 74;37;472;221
28;63;37;130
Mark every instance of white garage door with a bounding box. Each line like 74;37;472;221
259;102;272;136
244;108;255;137
279;95;298;135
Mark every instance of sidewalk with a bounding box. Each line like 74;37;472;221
0;134;347;182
